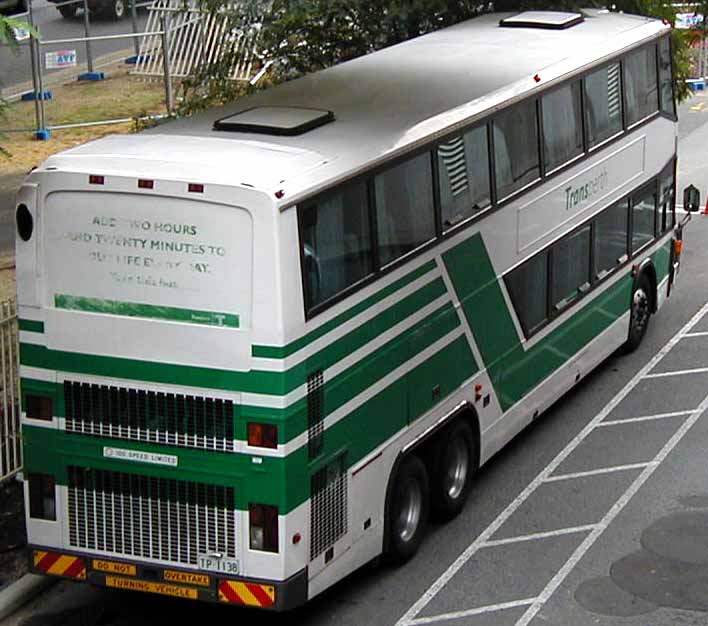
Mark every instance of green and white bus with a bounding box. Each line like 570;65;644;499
18;9;694;611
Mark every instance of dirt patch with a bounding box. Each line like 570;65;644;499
0;478;27;587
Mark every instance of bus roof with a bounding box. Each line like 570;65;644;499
52;10;667;206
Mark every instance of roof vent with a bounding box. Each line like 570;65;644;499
499;11;584;30
214;106;335;136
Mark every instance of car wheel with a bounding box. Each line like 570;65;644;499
385;454;429;565
58;3;78;18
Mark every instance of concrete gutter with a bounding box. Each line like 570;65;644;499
0;574;55;622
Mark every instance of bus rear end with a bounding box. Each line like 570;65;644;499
17;145;311;611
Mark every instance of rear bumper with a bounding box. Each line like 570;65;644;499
29;546;308;611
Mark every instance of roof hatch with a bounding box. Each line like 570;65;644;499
499;11;584;30
213;106;335;136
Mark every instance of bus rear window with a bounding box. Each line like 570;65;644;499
300;182;374;312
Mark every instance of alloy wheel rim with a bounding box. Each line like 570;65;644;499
444;438;469;500
397;479;422;543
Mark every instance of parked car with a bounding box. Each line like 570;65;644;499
0;0;27;17
47;0;128;20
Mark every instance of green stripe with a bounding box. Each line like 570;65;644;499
55;294;239;329
252;260;436;359
19;319;44;333
22;332;476;513
22;277;447;398
444;233;638;412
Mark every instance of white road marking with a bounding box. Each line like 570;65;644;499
395;300;708;626
682;331;708;338
544;462;654;483
482;524;598;548
515;391;708;626
407;598;537;626
598;410;693;426
643;366;708;379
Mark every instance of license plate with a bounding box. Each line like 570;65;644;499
197;554;240;575
105;575;198;600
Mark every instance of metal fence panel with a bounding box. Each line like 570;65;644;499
0;299;20;484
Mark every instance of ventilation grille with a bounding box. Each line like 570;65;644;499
310;456;347;560
307;371;325;459
67;466;236;567
64;381;235;453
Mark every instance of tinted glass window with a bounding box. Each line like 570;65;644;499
438;126;491;230
624;45;659;126
505;250;548;336
375;153;436;266
542;81;583;171
551;225;591;310
494;100;540;199
300;182;374;311
585;63;623;148
594;200;629;279
631;188;656;252
658;37;675;116
658;163;675;234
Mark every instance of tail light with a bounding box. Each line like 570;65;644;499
26;394;53;421
247;423;278;449
28;474;56;521
249;504;279;553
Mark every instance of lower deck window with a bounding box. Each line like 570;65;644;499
631;188;657;252
505;250;548;335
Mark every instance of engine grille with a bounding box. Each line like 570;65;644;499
67;466;236;567
310;455;347;560
64;381;235;453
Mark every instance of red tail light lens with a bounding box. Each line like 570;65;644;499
188;183;204;193
247;423;278;449
89;175;104;185
249;504;279;552
138;179;154;189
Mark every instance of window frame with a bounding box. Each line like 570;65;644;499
297;36;675;320
622;43;660;129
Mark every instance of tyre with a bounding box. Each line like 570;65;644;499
385;454;429;565
430;419;476;522
98;0;125;20
58;3;78;18
625;273;652;352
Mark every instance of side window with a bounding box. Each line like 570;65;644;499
631;187;657;253
623;45;659;126
505;250;549;336
551;225;591;311
585;63;623;148
594;200;629;280
542;81;584;172
300;182;374;312
658;37;676;116
375;153;436;266
658;162;675;234
437;125;492;230
493;99;540;199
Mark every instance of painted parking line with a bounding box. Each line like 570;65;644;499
643;365;708;379
395;299;708;626
482;524;598;548
598;410;693;426
408;598;537;626
543;462;653;483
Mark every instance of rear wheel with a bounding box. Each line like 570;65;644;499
430;420;476;522
385;455;429;565
58;3;78;18
625;273;652;352
98;0;125;20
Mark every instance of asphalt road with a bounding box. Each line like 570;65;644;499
0;0;149;91
3;95;708;626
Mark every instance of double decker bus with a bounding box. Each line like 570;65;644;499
17;9;694;611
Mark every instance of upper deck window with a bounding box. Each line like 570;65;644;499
300;182;374;311
585;63;623;148
542;81;583;172
658;37;676;117
437;125;492;231
624;45;659;126
374;153;436;266
493;100;540;199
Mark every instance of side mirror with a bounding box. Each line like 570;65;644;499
684;184;701;213
0;0;29;17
